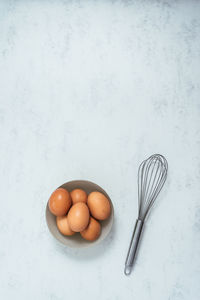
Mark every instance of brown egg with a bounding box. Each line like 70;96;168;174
56;215;75;236
48;188;71;217
68;202;89;232
87;191;111;220
80;217;101;241
70;189;87;204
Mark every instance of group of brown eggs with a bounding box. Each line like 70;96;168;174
48;188;111;241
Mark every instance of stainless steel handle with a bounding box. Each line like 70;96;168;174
124;219;144;275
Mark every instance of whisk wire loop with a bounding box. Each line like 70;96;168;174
138;154;167;220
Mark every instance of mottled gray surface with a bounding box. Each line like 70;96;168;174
0;1;200;299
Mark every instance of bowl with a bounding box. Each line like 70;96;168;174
46;180;114;248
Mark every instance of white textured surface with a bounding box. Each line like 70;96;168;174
0;1;200;299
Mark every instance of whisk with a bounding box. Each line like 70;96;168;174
124;154;168;275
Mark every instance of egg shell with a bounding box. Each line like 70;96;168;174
80;217;101;241
48;188;71;217
68;202;90;232
70;189;87;204
87;191;111;220
56;215;75;236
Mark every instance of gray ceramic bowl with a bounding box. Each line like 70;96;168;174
46;180;114;248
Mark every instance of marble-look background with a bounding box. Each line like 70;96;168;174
0;1;200;299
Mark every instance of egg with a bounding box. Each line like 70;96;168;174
70;189;87;204
48;188;71;217
80;217;101;241
68;202;89;232
87;191;111;220
56;215;75;236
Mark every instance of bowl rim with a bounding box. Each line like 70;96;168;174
46;179;114;248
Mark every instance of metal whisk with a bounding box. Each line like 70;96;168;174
124;154;168;275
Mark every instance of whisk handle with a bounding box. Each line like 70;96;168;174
124;219;144;275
